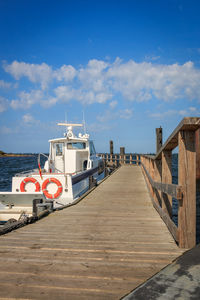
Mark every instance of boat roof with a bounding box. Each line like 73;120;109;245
49;123;90;143
49;137;89;143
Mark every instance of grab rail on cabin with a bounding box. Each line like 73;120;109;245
140;117;200;249
38;153;64;174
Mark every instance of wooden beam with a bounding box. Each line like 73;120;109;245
154;159;162;207
162;151;172;218
196;129;200;180
178;130;196;248
155;117;200;159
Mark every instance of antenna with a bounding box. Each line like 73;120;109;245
57;123;83;127
83;111;86;134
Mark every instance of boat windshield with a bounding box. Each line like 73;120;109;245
55;143;64;156
67;142;86;150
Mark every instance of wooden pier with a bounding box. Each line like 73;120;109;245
0;166;183;299
1;117;200;299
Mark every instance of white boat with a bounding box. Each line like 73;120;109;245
0;123;105;222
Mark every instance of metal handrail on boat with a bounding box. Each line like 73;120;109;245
38;153;64;174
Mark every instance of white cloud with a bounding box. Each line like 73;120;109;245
0;80;11;89
54;85;76;102
4;58;200;109
119;108;133;119
107;59;200;102
97;108;133;123
109;100;117;109
4;61;53;90
10;89;59;109
150;107;200;119
4;61;77;90
10;89;44;109
22;113;35;123
0;96;9;112
54;65;76;81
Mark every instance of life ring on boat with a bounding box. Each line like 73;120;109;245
42;178;63;199
20;177;40;192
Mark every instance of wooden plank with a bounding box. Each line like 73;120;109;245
178;131;196;248
0;166;183;299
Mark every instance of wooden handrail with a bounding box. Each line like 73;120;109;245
141;162;183;200
153;117;199;159
141;117;200;249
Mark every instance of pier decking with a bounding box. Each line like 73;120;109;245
0;166;183;299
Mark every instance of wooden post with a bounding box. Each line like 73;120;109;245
156;127;163;153
120;147;125;164
196;129;200;180
136;155;139;166
154;159;162;207
162;150;172;217
110;140;113;156
178;131;196;248
150;159;155;198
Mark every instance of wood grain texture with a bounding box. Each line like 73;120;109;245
178;131;196;248
0;166;183;299
162;150;172;217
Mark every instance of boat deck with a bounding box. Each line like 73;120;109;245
0;166;184;299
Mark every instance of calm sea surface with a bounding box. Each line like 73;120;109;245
0;154;199;243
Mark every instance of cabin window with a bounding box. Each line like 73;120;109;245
67;142;86;149
55;143;64;156
89;141;96;156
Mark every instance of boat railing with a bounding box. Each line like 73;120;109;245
38;153;49;165
38;153;65;174
15;169;38;177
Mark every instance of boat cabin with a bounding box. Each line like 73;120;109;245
44;124;97;175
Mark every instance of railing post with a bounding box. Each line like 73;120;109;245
196;129;200;180
110;140;113;155
154;159;162;207
178;130;196;248
120;147;125;164
150;159;154;197
136;155;139;166
130;154;132;165
156;127;163;153
162;150;172;217
115;154;117;167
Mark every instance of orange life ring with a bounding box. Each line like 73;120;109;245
20;177;40;192
42;178;63;199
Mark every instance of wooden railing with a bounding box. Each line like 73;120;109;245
97;154;141;166
141;117;200;249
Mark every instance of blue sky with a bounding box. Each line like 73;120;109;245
1;0;200;153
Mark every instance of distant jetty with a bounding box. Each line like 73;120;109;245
0;150;32;157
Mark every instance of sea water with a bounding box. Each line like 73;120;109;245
0;155;46;209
